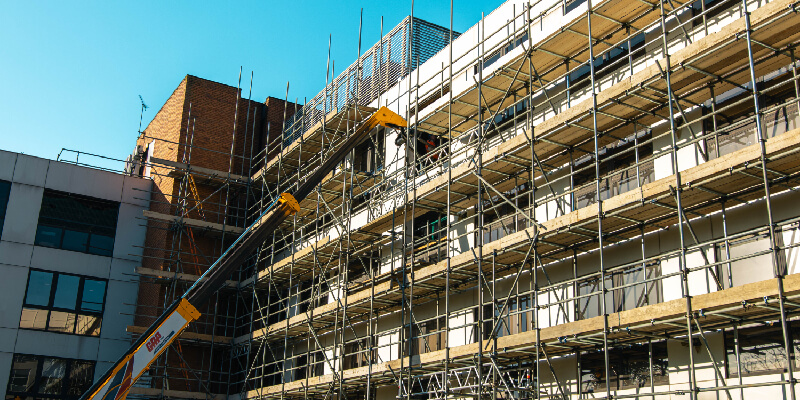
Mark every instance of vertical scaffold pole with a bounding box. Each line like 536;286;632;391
586;2;613;397
742;1;797;397
658;1;698;398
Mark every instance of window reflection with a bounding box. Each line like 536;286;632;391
80;280;106;313
66;361;94;396
19;308;48;330
38;359;66;395
34;189;119;257
53;275;79;310
6;354;94;400
25;271;53;307
75;315;101;336
48;311;76;334
8;354;38;393
20;270;106;336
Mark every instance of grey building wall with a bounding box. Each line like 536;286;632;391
0;150;150;395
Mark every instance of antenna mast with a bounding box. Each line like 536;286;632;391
138;95;149;134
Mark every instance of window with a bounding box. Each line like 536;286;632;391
411;317;447;355
484;296;531;339
577;262;663;320
692;0;740;27
412;212;449;265
20;269;107;336
6;354;95;400
343;337;374;369
573;129;654;209
568;32;645;94
581;342;669;393
353;130;385;173
34;189;119;256
481;183;531;244
474;32;529;74
0;180;9;239
725;323;800;377
565;0;588;13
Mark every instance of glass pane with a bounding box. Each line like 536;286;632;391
19;308;49;330
88;234;114;257
53;274;80;310
75;314;102;336
34;225;62;248
0;180;10;220
66;360;95;396
37;189;119;237
38;358;66;395
80;280;106;313
48;311;76;334
8;354;39;393
25;271;53;307
61;230;89;253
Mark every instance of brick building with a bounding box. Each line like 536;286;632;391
127;75;296;395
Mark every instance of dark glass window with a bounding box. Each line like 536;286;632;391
581;341;669;393
726;323;800;377
474;32;529;73
6;354;95;400
0;180;10;239
34;189;119;256
568;32;645;94
692;0;740;27
20;269;106;336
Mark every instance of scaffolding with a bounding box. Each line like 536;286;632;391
122;0;800;398
122;75;283;400
227;0;800;398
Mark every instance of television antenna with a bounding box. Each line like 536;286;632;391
138;95;149;134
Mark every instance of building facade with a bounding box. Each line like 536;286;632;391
13;0;800;399
0;151;150;399
229;0;800;399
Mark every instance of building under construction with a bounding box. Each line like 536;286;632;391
125;0;800;399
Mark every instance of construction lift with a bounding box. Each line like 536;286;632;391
80;107;407;400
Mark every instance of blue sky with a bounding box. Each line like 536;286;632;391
0;1;496;169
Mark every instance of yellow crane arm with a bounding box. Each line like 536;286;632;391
81;107;405;400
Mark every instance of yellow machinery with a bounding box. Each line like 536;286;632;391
80;107;406;400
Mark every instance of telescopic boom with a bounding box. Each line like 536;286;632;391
81;107;406;400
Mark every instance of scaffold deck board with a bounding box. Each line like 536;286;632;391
151;157;249;185
135;266;238;288
252;105;376;184
419;0;689;136
142;210;244;235
237;128;800;345
243;273;800;398
126;325;232;344
128;387;226;400
242;0;800;313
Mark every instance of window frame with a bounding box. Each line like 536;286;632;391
20;269;108;337
6;353;95;400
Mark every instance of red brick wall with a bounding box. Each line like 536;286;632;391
134;77;188;327
131;75;297;392
263;96;300;164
